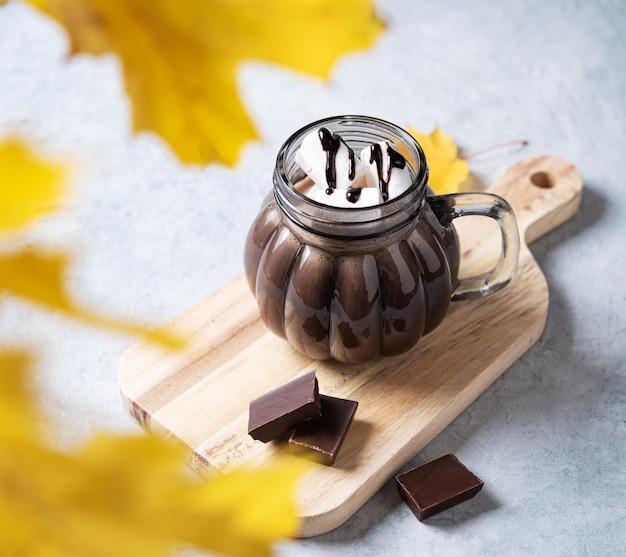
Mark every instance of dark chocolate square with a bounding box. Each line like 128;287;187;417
248;370;321;442
396;454;484;521
289;394;358;466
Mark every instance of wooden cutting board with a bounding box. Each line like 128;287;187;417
118;155;582;537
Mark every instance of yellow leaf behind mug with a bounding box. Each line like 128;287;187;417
407;125;470;195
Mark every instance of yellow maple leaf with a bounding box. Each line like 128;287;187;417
0;248;184;349
0;350;305;557
408;125;470;195
0;137;67;235
28;0;384;166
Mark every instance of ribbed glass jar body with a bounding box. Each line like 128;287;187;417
244;116;461;363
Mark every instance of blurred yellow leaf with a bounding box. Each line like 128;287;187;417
408;125;470;195
0;137;67;235
0;249;184;349
0;351;41;444
0;350;304;557
29;0;384;166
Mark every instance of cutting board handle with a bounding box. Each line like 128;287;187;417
488;155;583;245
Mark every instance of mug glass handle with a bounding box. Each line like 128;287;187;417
429;192;520;301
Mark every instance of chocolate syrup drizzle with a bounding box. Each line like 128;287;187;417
318;127;356;196
317;129;407;204
368;142;406;202
346;187;362;203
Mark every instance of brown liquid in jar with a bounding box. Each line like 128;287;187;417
243;192;460;363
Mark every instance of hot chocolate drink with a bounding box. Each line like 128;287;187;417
244;116;519;363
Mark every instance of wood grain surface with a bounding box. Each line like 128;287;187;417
118;155;582;537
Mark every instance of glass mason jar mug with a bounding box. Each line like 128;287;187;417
244;116;520;363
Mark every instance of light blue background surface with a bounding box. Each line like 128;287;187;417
1;1;624;555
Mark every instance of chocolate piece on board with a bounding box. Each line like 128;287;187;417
289;394;358;466
396;454;484;521
248;370;321;442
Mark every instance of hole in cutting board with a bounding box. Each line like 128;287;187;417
530;171;554;188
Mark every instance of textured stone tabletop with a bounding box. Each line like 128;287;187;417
1;1;624;555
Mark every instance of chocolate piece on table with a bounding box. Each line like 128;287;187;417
289;394;358;466
396;454;484;521
248;370;321;442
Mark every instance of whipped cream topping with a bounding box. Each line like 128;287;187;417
295;127;413;208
